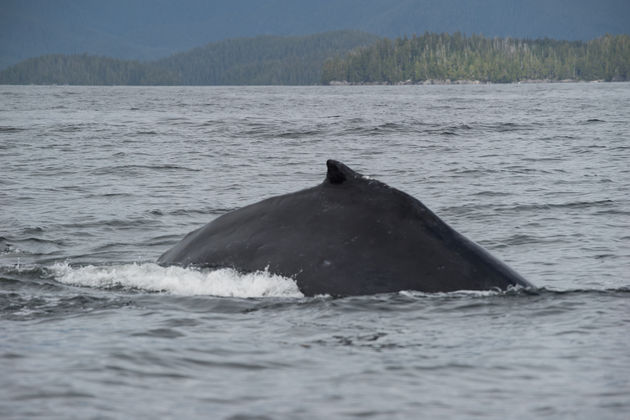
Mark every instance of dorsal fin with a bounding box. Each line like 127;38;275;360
325;160;361;185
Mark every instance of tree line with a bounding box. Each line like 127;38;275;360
321;33;630;84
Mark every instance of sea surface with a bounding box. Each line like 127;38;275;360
1;83;629;419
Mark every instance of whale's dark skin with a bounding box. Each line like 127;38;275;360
158;160;534;296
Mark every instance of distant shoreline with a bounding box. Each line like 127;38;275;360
3;80;628;87
327;79;613;86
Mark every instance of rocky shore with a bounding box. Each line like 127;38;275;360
327;78;609;86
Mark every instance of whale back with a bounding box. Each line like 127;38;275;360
158;160;533;296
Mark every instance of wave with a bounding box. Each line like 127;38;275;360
90;164;201;176
276;129;323;139
164;207;237;216
442;199;616;216
0;126;26;132
48;262;304;298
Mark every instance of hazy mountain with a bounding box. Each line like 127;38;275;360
1;0;629;70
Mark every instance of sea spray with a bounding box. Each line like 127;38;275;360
50;262;303;298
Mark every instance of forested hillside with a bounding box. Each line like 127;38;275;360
2;32;629;85
322;33;630;84
0;54;178;85
156;31;378;85
0;31;377;85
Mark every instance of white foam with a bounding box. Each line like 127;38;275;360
398;285;526;298
1;245;22;255
50;262;304;298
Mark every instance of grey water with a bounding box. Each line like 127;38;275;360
1;83;629;419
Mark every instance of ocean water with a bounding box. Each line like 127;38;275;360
1;83;629;419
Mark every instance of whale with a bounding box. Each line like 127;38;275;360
158;160;534;296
